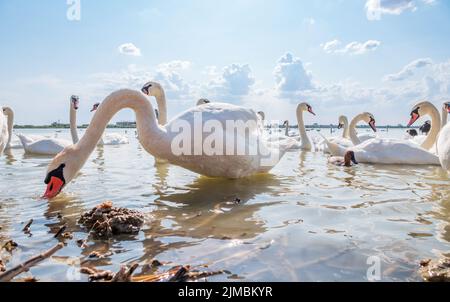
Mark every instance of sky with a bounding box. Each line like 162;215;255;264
0;0;449;126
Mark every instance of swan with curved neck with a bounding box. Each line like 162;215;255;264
407;101;441;151
349;112;377;145
2;107;14;151
437;102;450;171
338;115;350;139
324;102;440;165
141;82;168;125
43;88;292;198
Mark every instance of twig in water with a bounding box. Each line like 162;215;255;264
54;225;67;238
111;263;139;282
0;243;64;282
22;219;33;234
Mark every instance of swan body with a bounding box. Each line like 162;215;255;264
19;134;71;155
325;137;440;165
43;89;294;198
437;102;450;171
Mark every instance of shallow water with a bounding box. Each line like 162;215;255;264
1;128;449;282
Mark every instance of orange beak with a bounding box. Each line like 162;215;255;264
43;177;64;199
407;113;420;127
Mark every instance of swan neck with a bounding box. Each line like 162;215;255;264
76;90;166;164
342;116;350;139
285;121;289;137
155;91;168;125
442;106;448;129
4;108;14;147
349;114;363;145
70;105;79;144
421;105;441;150
297;108;311;147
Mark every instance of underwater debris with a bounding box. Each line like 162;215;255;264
22;219;33;234
54;225;67;238
78;202;144;238
2;240;18;253
0;259;5;272
419;257;450;282
0;243;64;282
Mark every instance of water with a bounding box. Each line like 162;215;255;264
1;128;449;282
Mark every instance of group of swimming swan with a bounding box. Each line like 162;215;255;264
0;96;130;156
1;81;449;199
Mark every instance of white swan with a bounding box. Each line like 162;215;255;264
406;101;441;151
18;98;76;155
0;107;8;154
90;103;129;146
437;102;450;171
348;112;377;145
324;101;440;165
43;89;294;198
321;116;353;153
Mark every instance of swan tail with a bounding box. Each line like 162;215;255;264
318;133;347;157
17;134;32;147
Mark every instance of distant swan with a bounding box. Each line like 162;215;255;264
43;88;294;198
324;101;440;165
18;98;77;155
0;107;10;154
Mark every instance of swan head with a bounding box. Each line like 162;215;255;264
141;81;163;97
337;116;347;129
406;129;418;137
2;107;13;117
257;111;265;121
361;113;377;132
344;151;358;167
298;103;316;116
282;120;289;127
90;103;100;112
444;102;450;113
197;99;211;106
408;101;435;127
70;95;79;110
43;146;82;199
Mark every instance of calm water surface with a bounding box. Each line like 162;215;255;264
1;128;449;282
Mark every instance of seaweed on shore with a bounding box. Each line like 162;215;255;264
78;201;144;238
419;257;450;282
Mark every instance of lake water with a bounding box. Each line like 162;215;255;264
1;128;449;282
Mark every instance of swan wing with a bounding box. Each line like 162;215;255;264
437;123;450;170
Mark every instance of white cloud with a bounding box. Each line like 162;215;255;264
273;53;313;97
322;40;381;55
366;0;436;20
118;43;142;57
204;63;255;99
384;58;433;81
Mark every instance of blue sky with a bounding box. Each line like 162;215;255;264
1;0;449;125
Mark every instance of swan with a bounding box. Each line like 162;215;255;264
18;98;78;155
348;112;377;145
43;89;294;198
90;103;129;146
324;102;440;165
70;95;80;144
321;116;353;153
1;107;32;150
0;107;8;154
407;101;441;151
436;102;450;171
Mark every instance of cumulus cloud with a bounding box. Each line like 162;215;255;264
89;61;193;100
274;53;313;97
118;43;142;57
322;40;381;55
204;63;255;99
384;58;433;81
366;0;436;20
